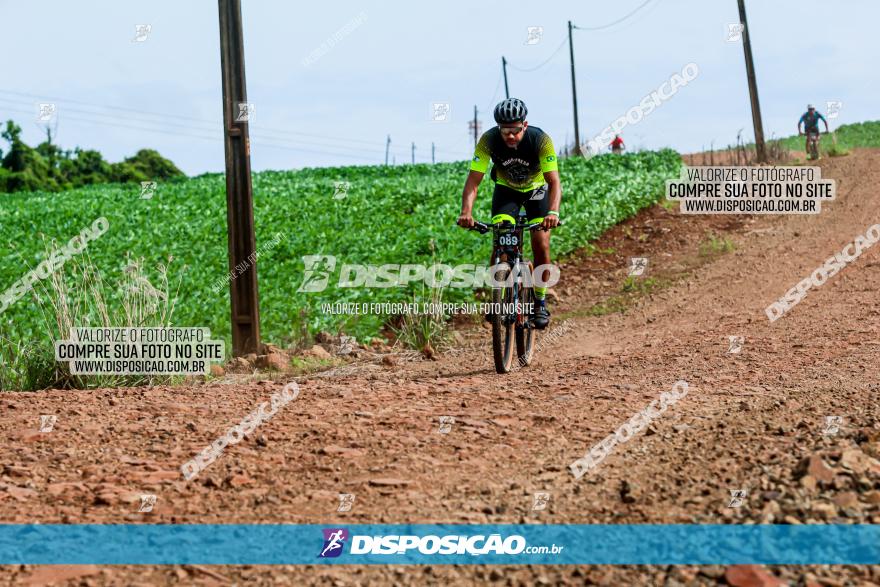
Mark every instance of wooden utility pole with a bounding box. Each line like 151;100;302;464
568;21;581;156
385;135;391;165
468;106;480;148
501;56;510;99
431;142;435;164
737;0;767;163
411;142;415;164
218;0;260;356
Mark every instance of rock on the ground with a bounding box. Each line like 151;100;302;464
302;345;332;359
724;565;787;587
260;343;285;355
256;353;289;371
797;455;835;484
228;357;250;372
21;565;101;586
840;447;880;475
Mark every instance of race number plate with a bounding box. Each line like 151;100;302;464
498;234;519;246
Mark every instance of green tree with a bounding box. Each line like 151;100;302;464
0;119;186;194
123;149;185;181
1;121;54;192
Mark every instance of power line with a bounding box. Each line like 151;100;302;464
0;100;472;161
0;105;384;163
0;89;392;150
573;0;659;31
484;70;504;112
507;35;568;73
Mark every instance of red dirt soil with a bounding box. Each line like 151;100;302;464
2;150;879;586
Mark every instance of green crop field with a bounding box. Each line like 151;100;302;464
0;150;681;351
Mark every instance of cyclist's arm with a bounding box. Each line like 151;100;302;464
544;170;562;216
818;113;829;132
798;114;806;133
460;135;491;226
538;135;561;228
459;170;483;221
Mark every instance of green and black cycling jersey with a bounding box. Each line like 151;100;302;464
470;126;558;192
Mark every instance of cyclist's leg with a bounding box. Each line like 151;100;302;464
524;185;552;328
524;184;551;289
491;182;523;227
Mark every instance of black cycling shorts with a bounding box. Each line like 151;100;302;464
491;183;550;224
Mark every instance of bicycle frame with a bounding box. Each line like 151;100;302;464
490;217;533;328
805;131;821;159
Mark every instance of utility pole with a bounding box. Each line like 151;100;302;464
411;142;415;164
501;56;510;99
737;0;767;163
474;106;478;147
385;134;391;165
568;21;582;156
431;142;435;164
218;0;260;356
467;106;481;148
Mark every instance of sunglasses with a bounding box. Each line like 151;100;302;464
499;126;524;136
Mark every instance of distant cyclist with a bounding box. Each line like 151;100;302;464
457;98;562;329
610;135;625;154
798;104;829;157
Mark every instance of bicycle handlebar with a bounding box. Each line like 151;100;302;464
461;219;564;234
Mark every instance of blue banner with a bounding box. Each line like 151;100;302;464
1;524;877;565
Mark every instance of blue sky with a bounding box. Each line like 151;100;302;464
1;0;877;175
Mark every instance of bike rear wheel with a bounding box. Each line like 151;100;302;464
491;265;515;373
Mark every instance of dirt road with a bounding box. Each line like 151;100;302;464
2;151;879;586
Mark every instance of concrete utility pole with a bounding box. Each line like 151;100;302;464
218;0;260;356
411;142;415;164
502;56;510;99
568;21;581;156
385;135;391;165
431;142;435;164
737;0;767;163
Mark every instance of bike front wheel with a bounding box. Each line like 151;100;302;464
491;265;515;373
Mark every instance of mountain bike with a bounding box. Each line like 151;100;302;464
802;130;821;160
464;212;562;374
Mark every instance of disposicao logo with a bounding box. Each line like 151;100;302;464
319;528;349;558
318;530;563;558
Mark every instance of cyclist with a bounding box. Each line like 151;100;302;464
457;98;562;330
610;134;625;154
798;104;829;159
